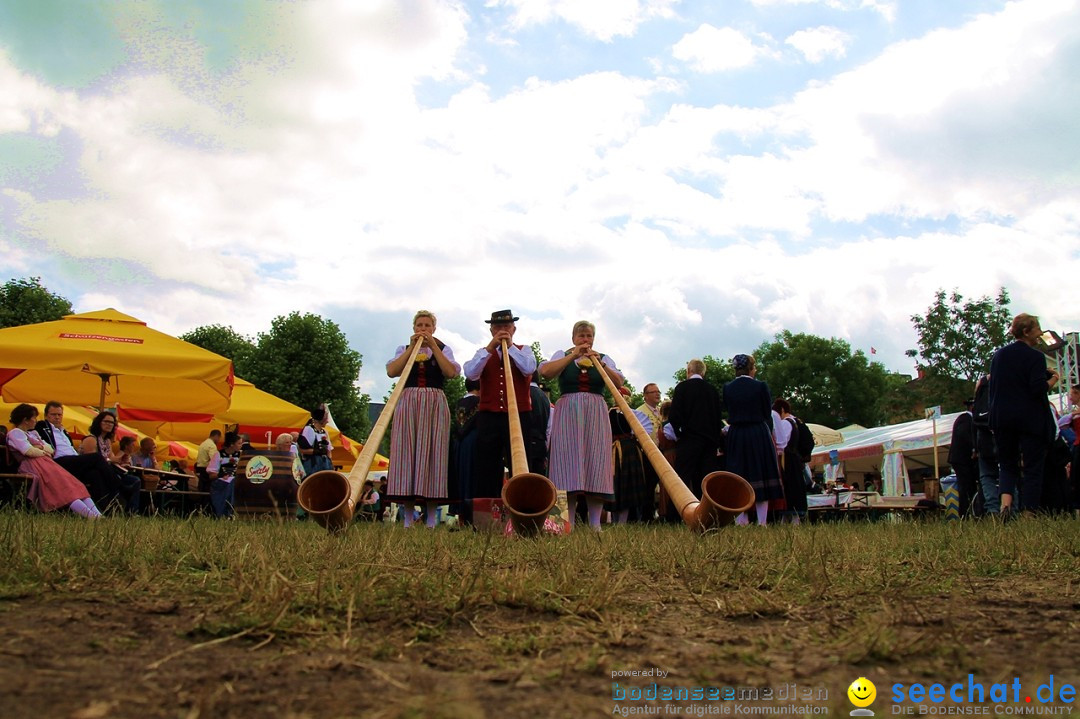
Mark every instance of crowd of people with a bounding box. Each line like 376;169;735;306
949;312;1080;520
5;310;1075;527
1;401;250;520
381;308;816;530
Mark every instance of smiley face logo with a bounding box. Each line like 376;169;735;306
848;677;876;708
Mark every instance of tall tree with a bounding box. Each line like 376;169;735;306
530;341;560;403
907;287;1011;385
179;325;256;375
0;277;73;328
754;331;893;427
244;312;370;439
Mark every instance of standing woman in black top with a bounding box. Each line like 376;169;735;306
989;313;1058;517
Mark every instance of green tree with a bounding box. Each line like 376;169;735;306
754;331;893;427
179;324;256;375
244;312;370;439
907;287;1011;385
0;277;73;328
876;371;970;425
671;355;734;399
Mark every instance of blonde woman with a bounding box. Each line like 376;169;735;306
540;320;623;530
385;310;460;528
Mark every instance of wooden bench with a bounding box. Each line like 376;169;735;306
0;472;34;507
133;470;210;516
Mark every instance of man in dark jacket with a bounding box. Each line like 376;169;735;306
948;400;979;516
668;359;723;506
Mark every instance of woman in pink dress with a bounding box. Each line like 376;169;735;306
7;404;102;518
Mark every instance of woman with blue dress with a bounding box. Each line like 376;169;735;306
723;354;783;525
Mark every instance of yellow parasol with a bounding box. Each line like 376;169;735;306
0;309;234;418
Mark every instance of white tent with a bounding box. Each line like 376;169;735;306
808;412;964;496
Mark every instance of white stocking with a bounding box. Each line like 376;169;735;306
69;499;101;518
755;501;769;525
586;497;604;530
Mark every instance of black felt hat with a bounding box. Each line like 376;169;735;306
485;309;519;324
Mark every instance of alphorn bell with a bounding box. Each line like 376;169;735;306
498;339;558;535
297;336;426;533
588;352;754;532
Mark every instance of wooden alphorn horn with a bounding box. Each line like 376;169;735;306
498;339;558;535
297;336;425;533
587;352;754;532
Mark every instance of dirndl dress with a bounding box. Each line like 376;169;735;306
725;422;784;502
386;386;451;502
21;456;87;512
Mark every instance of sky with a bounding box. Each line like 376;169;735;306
1;0;1078;402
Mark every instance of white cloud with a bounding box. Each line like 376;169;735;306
489;0;680;41
769;0;1080;223
785;26;852;62
3;0;1080;402
672;25;772;72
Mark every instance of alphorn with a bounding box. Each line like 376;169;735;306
297;336;425;532
498;339;558;535
588;352;754;531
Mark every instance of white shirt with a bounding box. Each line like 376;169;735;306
47;422;78;458
543;349;621;377
6;428;38;455
387;343;461;376
207;452;238;483
773;410;792;450
463;344;537;380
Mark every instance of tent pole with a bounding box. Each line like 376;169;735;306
932;417;939;478
97;374;109;412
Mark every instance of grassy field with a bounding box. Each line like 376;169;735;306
1;509;1079;718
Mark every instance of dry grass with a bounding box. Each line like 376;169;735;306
1;508;1079;717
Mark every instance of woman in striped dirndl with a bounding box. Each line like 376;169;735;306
386;310;460;528
540;320;624;530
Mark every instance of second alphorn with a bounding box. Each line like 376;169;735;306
498;339;558;535
297;336;425;532
588;352;754;531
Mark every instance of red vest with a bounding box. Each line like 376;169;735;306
477;347;532;413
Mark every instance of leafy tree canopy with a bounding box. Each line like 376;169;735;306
754;331;893;428
180;325;256;375
906;287;1011;385
242;312;370;439
0;277;73;329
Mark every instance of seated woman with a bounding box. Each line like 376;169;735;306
7;404;102;518
79;411;141;512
